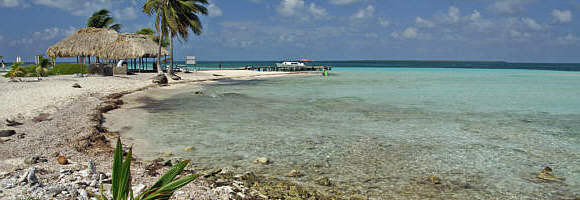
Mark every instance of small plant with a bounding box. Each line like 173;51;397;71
5;62;25;78
97;138;197;200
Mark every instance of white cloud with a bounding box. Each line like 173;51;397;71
308;3;328;18
351;5;374;19
391;27;429;40
469;10;481;21
509;29;531;38
113;7;138;21
0;0;24;7
556;33;579;43
278;0;327;20
447;6;460;23
328;0;363;5
415;17;435;28
10;26;76;46
378;17;390;27
402;27;418;38
208;4;223;17
278;0;304;17
468;10;493;29
33;0;114;16
521;17;543;31
489;0;531;14
552;9;572;24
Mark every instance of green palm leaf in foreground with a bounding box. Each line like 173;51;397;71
101;138;197;200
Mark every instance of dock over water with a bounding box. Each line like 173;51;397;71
124;64;333;73
243;65;332;72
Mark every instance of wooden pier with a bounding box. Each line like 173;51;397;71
243;65;332;72
124;65;333;73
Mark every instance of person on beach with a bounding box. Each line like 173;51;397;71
1;59;5;69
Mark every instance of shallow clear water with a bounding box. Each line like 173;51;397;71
108;68;580;199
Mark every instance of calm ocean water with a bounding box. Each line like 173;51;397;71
105;66;580;199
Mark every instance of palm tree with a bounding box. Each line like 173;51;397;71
136;28;169;48
87;9;121;32
143;0;208;76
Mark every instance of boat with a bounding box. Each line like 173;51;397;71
275;61;306;68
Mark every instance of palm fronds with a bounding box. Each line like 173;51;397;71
88;9;122;31
100;138;196;200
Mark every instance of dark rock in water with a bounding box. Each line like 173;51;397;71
72;83;82;88
253;157;270;165
6;119;23;126
212;74;224;76
222;93;245;98
194;91;203;95
238;172;258;185
152;74;168;84
315;176;332;186
426;175;442;184
171;74;181;80
0;130;16;137
537;166;562;182
286;169;303;177
32;113;51;123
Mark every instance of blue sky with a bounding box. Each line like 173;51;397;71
0;0;579;62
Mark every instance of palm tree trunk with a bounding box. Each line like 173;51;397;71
156;33;163;74
168;31;174;75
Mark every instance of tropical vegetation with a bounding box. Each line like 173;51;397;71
136;28;169;48
96;138;197;200
48;63;88;75
142;0;208;75
87;9;122;32
3;62;87;78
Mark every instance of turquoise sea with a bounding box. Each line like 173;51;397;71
106;64;580;199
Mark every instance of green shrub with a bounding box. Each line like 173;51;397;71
48;63;88;75
4;63;41;78
96;138;197;200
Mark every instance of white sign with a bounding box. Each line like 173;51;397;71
186;56;196;65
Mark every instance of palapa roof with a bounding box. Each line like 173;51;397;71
46;28;119;58
96;33;169;60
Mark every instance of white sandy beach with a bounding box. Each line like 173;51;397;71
0;70;292;122
0;70;308;199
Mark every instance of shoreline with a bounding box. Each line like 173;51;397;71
0;70;332;199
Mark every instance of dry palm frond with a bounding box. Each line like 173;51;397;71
96;33;169;60
46;28;119;58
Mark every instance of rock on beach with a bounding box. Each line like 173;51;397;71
0;130;16;137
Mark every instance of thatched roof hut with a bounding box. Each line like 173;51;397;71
46;28;119;58
96;33;169;60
